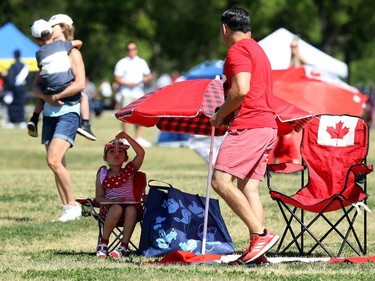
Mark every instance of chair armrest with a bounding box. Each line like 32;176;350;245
350;164;373;183
267;162;305;174
75;197;100;217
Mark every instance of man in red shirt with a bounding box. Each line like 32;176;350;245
210;7;279;264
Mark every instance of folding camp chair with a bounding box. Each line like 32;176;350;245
76;171;147;254
266;114;373;257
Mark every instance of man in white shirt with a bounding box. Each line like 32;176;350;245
114;41;153;147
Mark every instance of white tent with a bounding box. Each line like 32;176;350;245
258;28;348;78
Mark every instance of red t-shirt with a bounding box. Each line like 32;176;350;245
223;38;277;130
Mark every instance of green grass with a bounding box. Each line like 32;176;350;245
1;111;375;280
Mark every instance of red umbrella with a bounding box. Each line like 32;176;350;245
115;79;226;136
115;78;313;254
115;79;312;136
272;66;368;116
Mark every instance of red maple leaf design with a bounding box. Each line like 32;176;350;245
326;121;350;139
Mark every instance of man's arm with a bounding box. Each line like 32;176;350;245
210;72;251;127
142;72;154;84
114;75;139;88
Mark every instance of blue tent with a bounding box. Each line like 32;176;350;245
185;60;224;80
0;22;39;72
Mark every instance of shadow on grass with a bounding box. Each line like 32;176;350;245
0;216;32;222
269;251;327;258
232;249;326;258
55;250;96;256
54;250;144;264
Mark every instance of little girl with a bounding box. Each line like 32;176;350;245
95;131;145;258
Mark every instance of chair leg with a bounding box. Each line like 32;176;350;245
315;203;364;256
337;206;364;256
308;211;361;256
277;197;366;257
364;205;367;255
276;201;335;257
107;225;123;252
276;203;305;255
301;209;304;255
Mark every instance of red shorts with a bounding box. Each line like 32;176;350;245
214;127;277;180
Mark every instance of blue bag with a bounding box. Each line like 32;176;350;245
139;180;234;257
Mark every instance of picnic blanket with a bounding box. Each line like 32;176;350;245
157;250;375;265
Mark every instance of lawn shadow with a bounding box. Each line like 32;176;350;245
268;250;330;258
54;250;142;263
55;250;96;256
0;216;32;222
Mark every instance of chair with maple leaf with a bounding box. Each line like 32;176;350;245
266;114;373;257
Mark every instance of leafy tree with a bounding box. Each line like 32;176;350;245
0;0;374;87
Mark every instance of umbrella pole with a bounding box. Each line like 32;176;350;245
202;126;215;255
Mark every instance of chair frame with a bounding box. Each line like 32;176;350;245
76;171;147;254
267;115;372;257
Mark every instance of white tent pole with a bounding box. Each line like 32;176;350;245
202;126;215;254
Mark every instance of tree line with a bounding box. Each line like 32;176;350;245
1;0;374;87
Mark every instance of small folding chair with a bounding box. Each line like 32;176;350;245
266;114;373;257
76;171;147;254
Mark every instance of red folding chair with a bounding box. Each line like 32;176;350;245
76;171;147;254
267;114;372;257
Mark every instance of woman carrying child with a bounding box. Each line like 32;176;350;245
32;14;86;222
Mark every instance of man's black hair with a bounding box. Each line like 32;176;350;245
221;7;251;33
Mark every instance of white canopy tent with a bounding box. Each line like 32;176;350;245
258;28;348;78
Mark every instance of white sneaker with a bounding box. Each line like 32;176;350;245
19;122;27;129
56;204;81;222
135;137;152;148
2;122;15;129
52;205;67;222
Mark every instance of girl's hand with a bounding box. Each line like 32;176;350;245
115;131;128;140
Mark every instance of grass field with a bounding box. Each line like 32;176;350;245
1;111;375;280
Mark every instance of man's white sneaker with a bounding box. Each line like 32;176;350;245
56;204;81;222
135;137;152;147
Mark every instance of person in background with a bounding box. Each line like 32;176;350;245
3;49;29;129
98;79;114;110
95;131;145;259
210;7;279;265
83;76;97;116
114;40;153;147
271;35;309;164
32;14;85;222
289;35;308;68
28;18;97;141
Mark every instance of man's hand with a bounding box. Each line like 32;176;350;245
210;111;225;128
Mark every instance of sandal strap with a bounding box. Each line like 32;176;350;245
96;243;108;251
